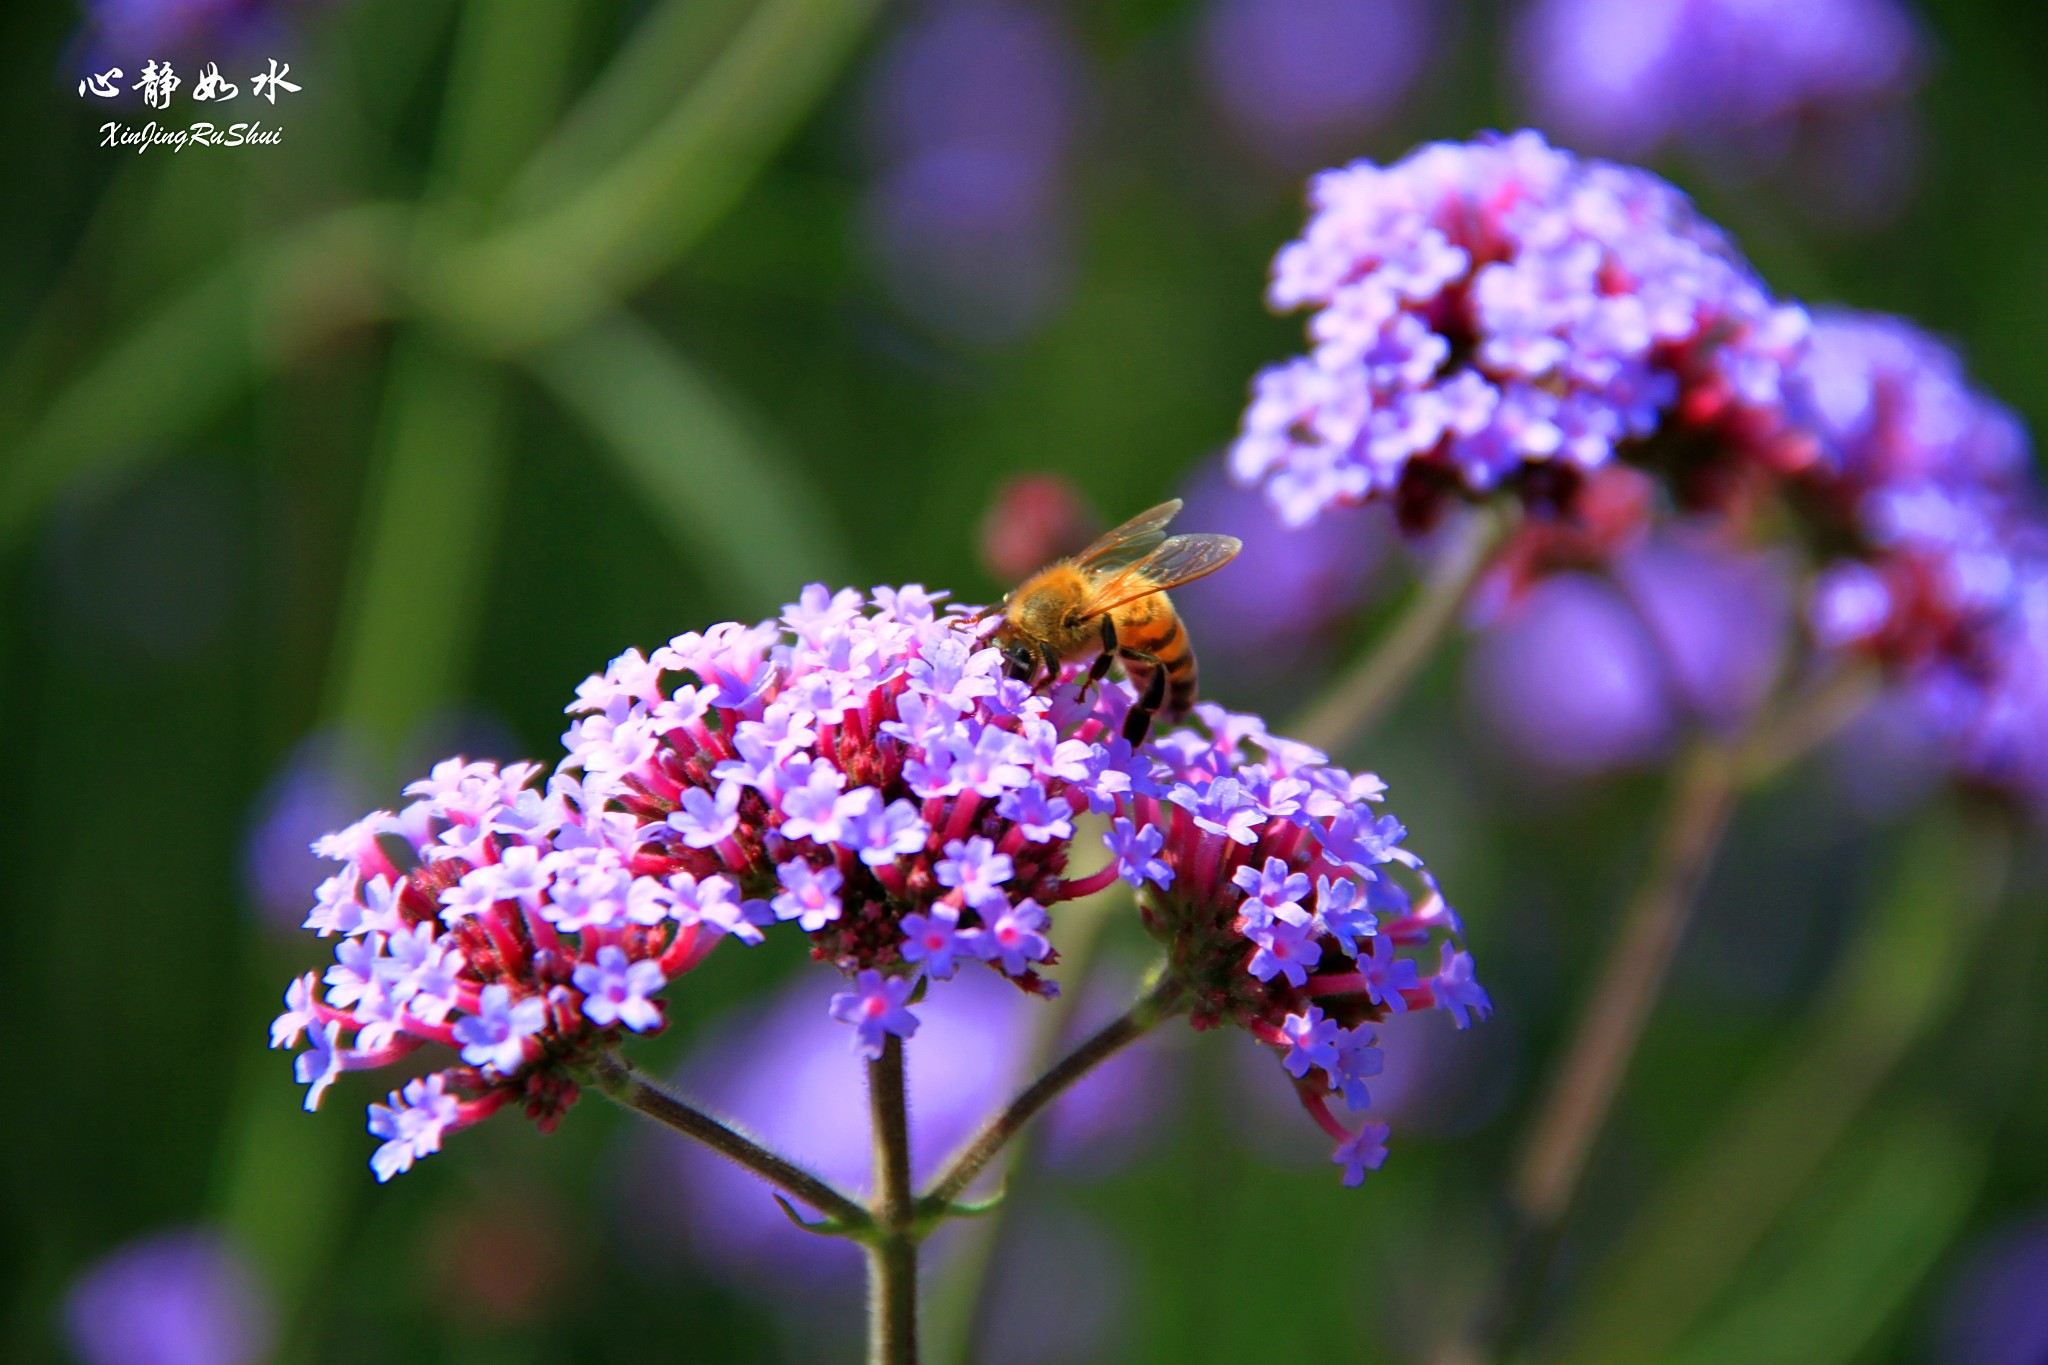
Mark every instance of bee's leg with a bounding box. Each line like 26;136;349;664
1040;643;1063;687
1004;646;1038;683
1083;616;1119;698
1120;649;1167;744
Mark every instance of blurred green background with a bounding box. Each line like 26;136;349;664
3;0;2046;1361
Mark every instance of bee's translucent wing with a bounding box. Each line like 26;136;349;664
1071;499;1184;573
1079;533;1243;617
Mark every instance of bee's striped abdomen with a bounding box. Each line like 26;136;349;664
1114;594;1200;715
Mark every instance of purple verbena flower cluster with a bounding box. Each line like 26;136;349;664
268;755;724;1181
274;584;1482;1184
1118;704;1487;1183
1230;129;1810;531
1234;133;2048;814
1790;311;2048;803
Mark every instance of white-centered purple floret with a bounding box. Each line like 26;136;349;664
294;1021;345;1112
899;907;968;981
1105;818;1172;889
574;947;667;1032
368;1074;464;1183
965;899;1053;977
1281;1006;1342;1080
1333;1122;1391;1187
771;859;845;932
935;836;1014;909
452;984;548;1075
829;970;922;1059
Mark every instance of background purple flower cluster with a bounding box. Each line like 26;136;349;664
1231;129;1809;532
1790;310;2048;803
1234;131;2048;812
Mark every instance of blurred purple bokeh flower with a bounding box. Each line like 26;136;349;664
1936;1212;2048;1365
1230;131;1808;531
857;1;1085;346
74;0;317;73
1514;0;1924;159
1613;532;1791;731
241;729;377;933
1466;573;1675;774
627;963;1168;1294
1513;0;1926;222
1466;531;1790;775
1173;458;1390;698
1788;310;2048;808
1199;0;1438;165
62;1227;273;1365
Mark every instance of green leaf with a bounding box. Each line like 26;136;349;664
510;0;759;210
324;336;507;740
0;206;407;554
529;310;848;611
423;0;880;351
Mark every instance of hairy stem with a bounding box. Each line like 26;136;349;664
868;1034;918;1365
922;971;1186;1211
590;1053;869;1229
1290;505;1507;755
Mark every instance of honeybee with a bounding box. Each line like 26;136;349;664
981;499;1242;743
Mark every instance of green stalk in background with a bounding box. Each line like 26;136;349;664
1545;807;2013;1365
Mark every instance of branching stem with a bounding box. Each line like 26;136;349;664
922;971;1186;1211
590;1052;869;1230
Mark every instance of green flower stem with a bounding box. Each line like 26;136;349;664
921;971;1187;1213
1547;809;2013;1365
869;1035;920;1365
0;205;409;554
1456;660;1888;1364
1289;505;1509;757
324;336;507;739
511;0;759;208
1509;738;1743;1233
214;2;582;1341
590;1054;871;1230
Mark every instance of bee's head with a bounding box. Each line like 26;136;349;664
974;594;1037;678
998;638;1038;681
